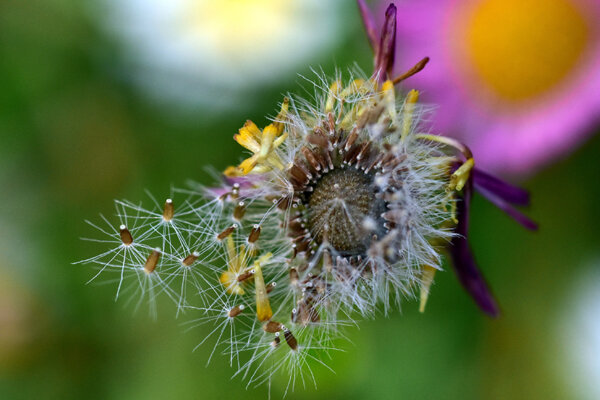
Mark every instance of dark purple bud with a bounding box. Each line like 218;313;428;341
374;4;397;82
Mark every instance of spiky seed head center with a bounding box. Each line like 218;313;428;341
306;168;386;255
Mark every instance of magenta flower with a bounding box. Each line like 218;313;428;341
376;0;600;175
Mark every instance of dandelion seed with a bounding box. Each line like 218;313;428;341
228;304;245;318
119;225;133;246
181;251;199;268
248;224;262;244
283;328;298;352
143;248;161;275
217;224;236;241
271;334;281;348
162;199;174;221
263;321;283;333
236;269;254;283
233;201;247;221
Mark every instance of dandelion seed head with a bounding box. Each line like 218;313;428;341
79;1;537;390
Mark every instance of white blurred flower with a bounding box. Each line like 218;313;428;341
96;0;345;110
560;258;600;400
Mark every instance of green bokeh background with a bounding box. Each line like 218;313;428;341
1;1;599;399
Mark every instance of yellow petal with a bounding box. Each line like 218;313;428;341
224;165;244;177
273;97;289;135
254;253;273;322
234;120;262;153
239;154;260;175
220;270;245;295
225;236;236;267
259;125;278;158
381;80;397;123
242;120;262;137
419;265;437;313
272;131;288;148
325;80;341;113
401;89;419;142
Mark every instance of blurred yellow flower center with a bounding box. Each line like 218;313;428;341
463;0;589;102
187;0;290;60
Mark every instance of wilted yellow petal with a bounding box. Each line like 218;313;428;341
254;253;273;321
419;265;437;313
220;270;245;295
273;97;289;134
325;80;341;113
401;89;419;142
239;155;259;175
234;120;262;152
259;125;278;158
224;165;244;177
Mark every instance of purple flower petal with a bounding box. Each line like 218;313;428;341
472;168;530;206
475;185;539;231
223;174;261;187
207;174;264;198
357;0;378;51
450;180;500;317
373;4;396;82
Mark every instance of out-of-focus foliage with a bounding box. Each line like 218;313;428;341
0;1;599;399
